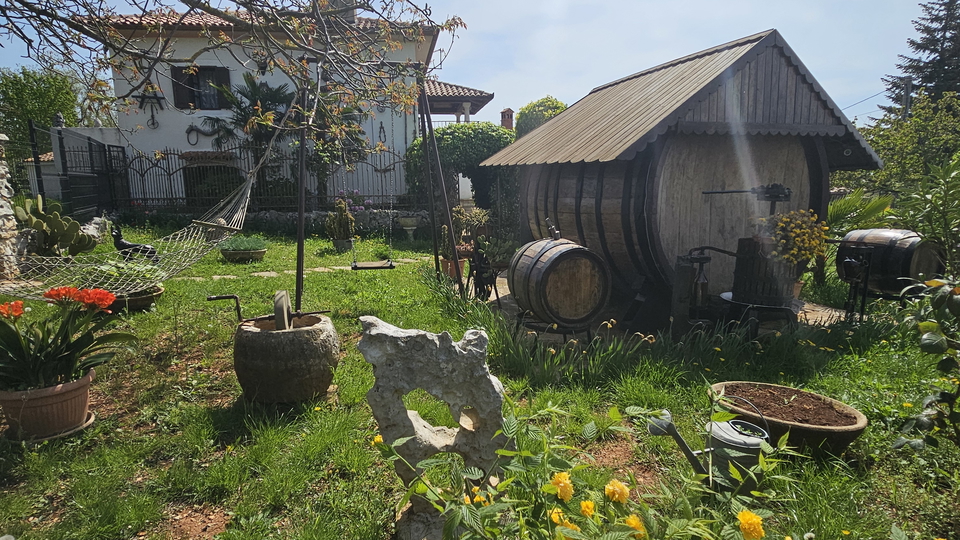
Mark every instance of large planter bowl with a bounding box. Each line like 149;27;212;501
221;249;267;263
110;286;164;312
0;369;96;440
711;381;868;454
233;314;340;403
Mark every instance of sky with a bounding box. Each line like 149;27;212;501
0;0;924;126
421;0;924;125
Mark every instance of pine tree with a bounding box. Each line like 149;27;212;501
884;0;960;110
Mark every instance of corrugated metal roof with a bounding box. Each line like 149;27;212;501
482;29;880;170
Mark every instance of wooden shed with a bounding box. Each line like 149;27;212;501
482;29;880;325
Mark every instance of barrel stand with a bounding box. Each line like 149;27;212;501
719;292;799;339
514;311;594;342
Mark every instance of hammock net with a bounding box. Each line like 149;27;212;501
0;175;253;300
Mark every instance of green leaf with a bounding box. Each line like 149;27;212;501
727;461;743;482
459;504;481;531
463;467;484;481
918;321;941;333
937;356;960;373
889;524;909;540
711;410;738;423
607;406;623;422
921;332;949;354
581;421;598;440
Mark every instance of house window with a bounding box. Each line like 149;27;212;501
171;66;231;110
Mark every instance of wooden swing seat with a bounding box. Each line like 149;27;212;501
351;260;396;271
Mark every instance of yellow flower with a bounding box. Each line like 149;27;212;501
549;508;564;524
903;403;913;408
463;495;471;504
605;478;629;503
473;494;485;504
625;514;647;538
841;532;850;536
551;471;574;501
561;520;580;532
580;500;595;518
737;509;765;540
786;537;793;540
372;434;383;445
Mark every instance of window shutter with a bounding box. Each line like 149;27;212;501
171;67;196;109
213;67;231;109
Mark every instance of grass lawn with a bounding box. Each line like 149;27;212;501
0;229;958;539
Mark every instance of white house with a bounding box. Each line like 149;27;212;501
40;10;493;214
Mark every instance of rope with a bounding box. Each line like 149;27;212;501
0;173;253;300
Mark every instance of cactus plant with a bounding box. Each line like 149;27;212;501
14;195;98;257
324;199;355;241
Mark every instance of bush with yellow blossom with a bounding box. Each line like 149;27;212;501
375;400;731;539
755;209;828;265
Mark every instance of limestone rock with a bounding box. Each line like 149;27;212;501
358;316;507;516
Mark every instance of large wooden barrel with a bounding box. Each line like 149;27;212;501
507;238;611;327
836;229;945;296
521;134;816;297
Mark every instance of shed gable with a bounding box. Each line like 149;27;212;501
678;45;843;137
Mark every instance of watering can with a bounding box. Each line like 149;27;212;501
647;409;769;491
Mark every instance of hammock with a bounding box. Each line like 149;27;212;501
0;175;253;300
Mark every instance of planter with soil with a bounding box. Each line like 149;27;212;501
711;381;867;454
110;286;164;312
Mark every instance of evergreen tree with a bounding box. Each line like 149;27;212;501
884;0;960;109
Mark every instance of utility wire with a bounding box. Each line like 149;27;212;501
842;91;886;110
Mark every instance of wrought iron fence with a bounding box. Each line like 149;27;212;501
113;144;419;214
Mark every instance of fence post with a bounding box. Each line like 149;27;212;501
57;129;73;214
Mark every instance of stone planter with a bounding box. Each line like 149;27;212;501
711;381;868;454
0;369;96;441
110;286;164;312
221;248;267;263
233;314;340;403
332;239;353;254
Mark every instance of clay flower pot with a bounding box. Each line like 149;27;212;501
711;381;868;454
0;369;96;440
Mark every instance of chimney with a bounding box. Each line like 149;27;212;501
500;108;514;130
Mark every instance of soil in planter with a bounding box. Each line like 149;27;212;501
721;382;858;427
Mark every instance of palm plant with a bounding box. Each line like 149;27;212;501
812;188;893;285
202;72;297;150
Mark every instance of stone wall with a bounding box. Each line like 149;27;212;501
0;135;20;279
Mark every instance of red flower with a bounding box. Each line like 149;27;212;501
43;287;82;304
78;288;116;310
0;301;23;319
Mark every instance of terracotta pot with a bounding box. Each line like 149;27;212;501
110;286;164;312
0;369;95;440
711;381;868;454
233;314;340;403
440;258;466;279
221;249;267;263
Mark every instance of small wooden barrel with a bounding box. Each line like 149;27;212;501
731;237;797;306
507;238;611;327
836;229;944;296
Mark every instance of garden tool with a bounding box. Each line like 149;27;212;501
647;408;769;491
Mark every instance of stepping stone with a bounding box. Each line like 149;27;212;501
251;271;280;278
212;275;239;280
331;266;353;271
171;276;205;282
309;267;334;272
395;258;420;263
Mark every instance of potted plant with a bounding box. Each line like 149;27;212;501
439;225;466;278
88;261;165;312
219;235;268;263
732;209;827;305
0;288;136;440
325;198;355;253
